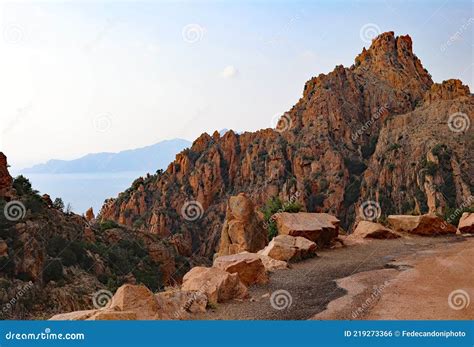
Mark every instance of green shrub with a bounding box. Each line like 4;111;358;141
308;193;325;212
414;188;428;214
47;236;67;257
262;197;302;240
12;176;36;196
424;161;438;176
343;178;361;207
60;248;77;266
361;136;378;159
53;198;65;211
99;220;120;232
344;158;367;176
43;259;64;283
444;206;474;226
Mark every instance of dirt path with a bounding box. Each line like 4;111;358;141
196;234;471;320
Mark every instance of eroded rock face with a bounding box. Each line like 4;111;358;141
108;284;160;320
85;207;95;222
0;152;14;198
275;212;339;247
98;32;471;267
213;252;269;286
258;235;317;262
388;214;457;235
181;266;248;303
350;221;400;239
217;193;268;257
458;213;474;233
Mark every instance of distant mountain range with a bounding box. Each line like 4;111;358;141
22;139;192;174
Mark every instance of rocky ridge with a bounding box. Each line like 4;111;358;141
99;31;473;269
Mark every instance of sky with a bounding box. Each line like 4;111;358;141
0;0;472;170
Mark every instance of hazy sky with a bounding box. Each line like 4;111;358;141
0;0;472;169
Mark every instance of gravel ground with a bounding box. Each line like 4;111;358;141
195;235;467;320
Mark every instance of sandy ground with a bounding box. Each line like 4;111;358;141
313;237;474;320
196;234;473;320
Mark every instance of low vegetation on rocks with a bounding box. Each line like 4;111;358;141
1;31;473;320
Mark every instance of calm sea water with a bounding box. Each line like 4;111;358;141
14;171;146;215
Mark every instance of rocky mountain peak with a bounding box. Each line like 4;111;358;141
354;32;433;97
98;32;472;278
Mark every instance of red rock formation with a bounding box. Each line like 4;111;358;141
217;193;268;256
85;207;95;222
99;32;472;269
0;152;14;198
